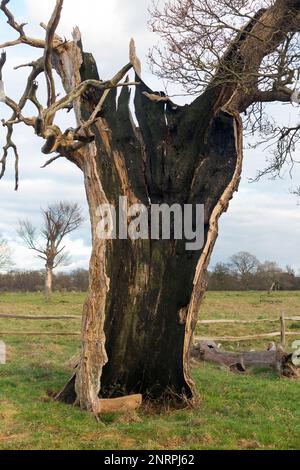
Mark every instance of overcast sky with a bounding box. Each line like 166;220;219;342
0;0;299;273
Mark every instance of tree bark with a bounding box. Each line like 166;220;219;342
45;264;53;298
56;35;244;409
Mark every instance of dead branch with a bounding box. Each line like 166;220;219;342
41;155;61;169
44;0;64;107
129;38;142;77
192;340;300;378
0;0;45;49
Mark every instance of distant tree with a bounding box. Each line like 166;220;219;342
257;260;282;291
229;252;260;289
229;252;260;277
17;202;83;297
208;262;236;290
0;235;13;272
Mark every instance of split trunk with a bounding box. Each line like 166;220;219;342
57;39;243;409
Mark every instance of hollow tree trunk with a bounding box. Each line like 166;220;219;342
57;34;243;409
45;264;53;298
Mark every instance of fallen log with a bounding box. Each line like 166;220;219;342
192;340;299;378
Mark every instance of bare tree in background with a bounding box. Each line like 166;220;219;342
0;0;300;414
229;251;260;277
0;235;13;271
18;202;83;297
229;251;260;289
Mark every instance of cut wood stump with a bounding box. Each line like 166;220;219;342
99;394;142;414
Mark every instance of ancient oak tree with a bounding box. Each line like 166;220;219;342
18;202;83;297
0;0;300;414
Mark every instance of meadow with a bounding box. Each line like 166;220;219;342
0;291;299;450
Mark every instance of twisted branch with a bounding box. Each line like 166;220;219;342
0;0;140;186
0;0;45;49
44;0;64;107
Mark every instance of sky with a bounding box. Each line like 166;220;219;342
0;0;299;273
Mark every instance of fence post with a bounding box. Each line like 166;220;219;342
280;312;286;349
0;341;6;364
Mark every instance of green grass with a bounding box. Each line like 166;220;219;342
0;291;299;450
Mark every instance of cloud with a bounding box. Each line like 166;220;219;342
211;182;300;271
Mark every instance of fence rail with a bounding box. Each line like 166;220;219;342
0;314;80;320
0;313;299;341
195;332;298;342
196;312;300;343
0;331;80;336
198;316;300;324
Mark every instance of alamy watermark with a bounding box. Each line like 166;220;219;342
95;197;205;251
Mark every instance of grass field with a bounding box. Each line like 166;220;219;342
0;291;299;450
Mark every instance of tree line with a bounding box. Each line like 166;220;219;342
0;250;298;293
208;252;300;291
0;269;89;293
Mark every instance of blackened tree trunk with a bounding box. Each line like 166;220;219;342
57;44;243;406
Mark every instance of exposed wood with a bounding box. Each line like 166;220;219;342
129;38;142;77
98;394;142;414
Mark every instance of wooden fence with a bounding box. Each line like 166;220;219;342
195;313;300;343
0;312;299;343
0;313;81;337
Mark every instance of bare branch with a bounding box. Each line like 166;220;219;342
41;155;61;169
0;57;44;189
44;0;64;107
0;0;45;49
129;38;142;77
149;0;300;178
